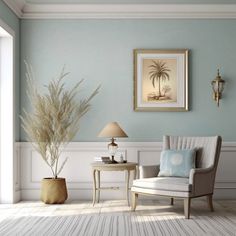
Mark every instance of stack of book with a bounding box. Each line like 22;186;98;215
94;156;111;163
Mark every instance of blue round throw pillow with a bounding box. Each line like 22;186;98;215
158;149;196;178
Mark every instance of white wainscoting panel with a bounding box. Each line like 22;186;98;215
16;142;236;201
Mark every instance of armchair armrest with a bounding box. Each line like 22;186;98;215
189;166;216;196
139;165;160;179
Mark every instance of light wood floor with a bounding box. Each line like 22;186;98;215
0;198;233;216
0;199;236;235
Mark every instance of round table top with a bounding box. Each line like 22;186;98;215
91;162;137;170
91;162;137;167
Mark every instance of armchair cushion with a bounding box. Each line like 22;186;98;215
158;149;196;178
133;177;191;192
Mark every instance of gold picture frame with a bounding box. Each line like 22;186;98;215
134;49;188;111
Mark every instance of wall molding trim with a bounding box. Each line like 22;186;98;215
16;141;236;149
2;0;25;18
3;1;236;19
16;141;236;200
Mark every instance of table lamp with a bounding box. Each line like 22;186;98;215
98;122;128;163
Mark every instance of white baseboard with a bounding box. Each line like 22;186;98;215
15;142;236;201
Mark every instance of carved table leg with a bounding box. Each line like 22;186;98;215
97;170;100;203
126;170;130;206
92;169;97;206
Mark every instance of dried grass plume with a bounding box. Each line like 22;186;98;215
21;62;100;178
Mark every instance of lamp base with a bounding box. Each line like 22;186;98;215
109;156;118;164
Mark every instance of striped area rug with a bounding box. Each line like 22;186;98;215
0;200;236;236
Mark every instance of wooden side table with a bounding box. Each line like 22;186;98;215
91;162;137;206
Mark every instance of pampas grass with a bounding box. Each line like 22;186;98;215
21;63;99;178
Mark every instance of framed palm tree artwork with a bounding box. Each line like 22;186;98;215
134;49;188;111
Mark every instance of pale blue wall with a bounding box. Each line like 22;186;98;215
0;1;20;141
20;19;236;141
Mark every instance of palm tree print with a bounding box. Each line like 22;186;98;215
149;60;170;97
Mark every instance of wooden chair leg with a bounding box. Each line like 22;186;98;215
131;192;138;211
170;198;174;205
207;194;214;212
184;198;191;219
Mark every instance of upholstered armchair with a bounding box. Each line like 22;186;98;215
131;135;222;219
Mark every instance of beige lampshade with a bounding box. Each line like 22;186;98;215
98;122;128;138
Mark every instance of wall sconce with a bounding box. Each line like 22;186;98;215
211;69;225;107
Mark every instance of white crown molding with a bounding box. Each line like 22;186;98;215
2;0;26;18
22;4;236;19
3;1;236;19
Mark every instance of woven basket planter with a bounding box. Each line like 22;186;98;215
41;178;68;204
